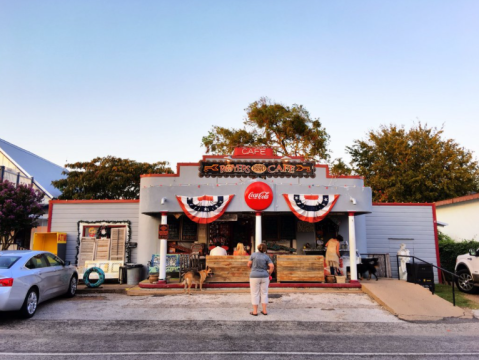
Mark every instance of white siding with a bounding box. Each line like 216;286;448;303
366;205;438;281
436;200;479;241
50;202;140;265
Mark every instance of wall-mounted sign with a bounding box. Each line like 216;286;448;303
158;225;169;239
199;161;315;178
233;147;275;157
244;182;273;211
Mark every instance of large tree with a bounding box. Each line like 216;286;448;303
52;156;173;200
0;181;44;250
347;123;479;203
202;97;330;161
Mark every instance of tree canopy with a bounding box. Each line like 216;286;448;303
0;181;44;250
347;123;479;203
52;156;173;200
202;97;330;161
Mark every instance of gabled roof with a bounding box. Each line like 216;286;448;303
435;193;479;207
0;138;67;198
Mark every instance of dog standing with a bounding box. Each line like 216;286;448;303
347;258;380;281
182;267;213;294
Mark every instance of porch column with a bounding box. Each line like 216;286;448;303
348;212;358;282
159;212;168;281
255;212;262;252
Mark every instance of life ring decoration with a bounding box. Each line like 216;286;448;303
176;194;234;224
283;194;340;223
83;267;105;288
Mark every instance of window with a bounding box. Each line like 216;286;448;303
45;253;63;267
26;254;49;269
0;256;20;269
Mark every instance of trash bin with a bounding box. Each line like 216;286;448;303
125;264;144;285
406;263;435;293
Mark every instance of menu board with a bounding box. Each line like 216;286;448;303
263;217;278;240
182;218;197;241
167;216;179;240
280;216;296;240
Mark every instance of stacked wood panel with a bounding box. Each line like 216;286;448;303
78;238;96;272
110;228;126;261
276;255;324;282
95;239;111;260
206;255;250;282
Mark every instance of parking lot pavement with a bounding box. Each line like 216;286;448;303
32;292;402;323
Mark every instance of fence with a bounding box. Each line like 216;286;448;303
361;253;392;278
0;166;34;187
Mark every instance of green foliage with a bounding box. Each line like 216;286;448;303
438;231;479;280
330;158;353;176
52;156;173;200
347;123;479;203
202;97;330;162
0;181;44;250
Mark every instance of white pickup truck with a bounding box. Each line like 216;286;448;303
455;248;479;294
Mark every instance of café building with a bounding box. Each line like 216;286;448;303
48;147;441;284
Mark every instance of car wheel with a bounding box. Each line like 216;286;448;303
19;289;38;319
65;276;78;298
455;269;479;294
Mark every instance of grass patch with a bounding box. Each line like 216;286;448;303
434;284;479;309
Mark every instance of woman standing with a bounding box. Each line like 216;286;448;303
325;234;342;275
247;243;274;316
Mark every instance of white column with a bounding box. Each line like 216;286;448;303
348;212;358;282
255;212;262;252
159;212;168;281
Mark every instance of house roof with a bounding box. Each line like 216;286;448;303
435;193;479;207
0;138;67;198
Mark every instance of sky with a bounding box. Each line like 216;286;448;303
1;1;478;171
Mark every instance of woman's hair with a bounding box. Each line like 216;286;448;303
257;243;267;253
236;243;246;254
336;234;344;242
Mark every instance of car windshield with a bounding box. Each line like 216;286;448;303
0;256;21;269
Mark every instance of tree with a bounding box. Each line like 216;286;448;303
330;158;353;176
0;181;44;250
202;97;331;161
347;123;479;203
52;156;173;200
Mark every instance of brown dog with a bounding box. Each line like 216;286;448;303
182;267;213;294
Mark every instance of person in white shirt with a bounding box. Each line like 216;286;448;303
210;246;227;256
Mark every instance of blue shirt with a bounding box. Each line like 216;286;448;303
249;252;273;278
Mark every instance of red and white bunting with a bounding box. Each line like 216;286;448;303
176;195;235;224
282;194;340;223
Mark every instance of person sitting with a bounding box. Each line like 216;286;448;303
210;244;227;256
233;243;249;256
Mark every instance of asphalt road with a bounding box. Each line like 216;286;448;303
1;292;479;359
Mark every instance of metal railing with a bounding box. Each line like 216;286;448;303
0;166;34;187
396;255;459;306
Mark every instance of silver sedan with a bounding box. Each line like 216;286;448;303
0;250;78;318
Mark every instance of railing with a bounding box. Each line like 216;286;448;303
0;166;34;187
396;255;459;306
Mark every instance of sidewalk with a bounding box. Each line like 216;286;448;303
76;278;477;322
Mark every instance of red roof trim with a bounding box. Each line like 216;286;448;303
373;202;433;206
435;193;479;207
50;200;140;204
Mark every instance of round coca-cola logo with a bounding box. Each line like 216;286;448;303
244;182;273;210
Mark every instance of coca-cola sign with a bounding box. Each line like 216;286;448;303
244;182;273;210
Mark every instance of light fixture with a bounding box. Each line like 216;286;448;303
161;197;167;205
281;156;291;163
350;197;357;205
224;156;233;163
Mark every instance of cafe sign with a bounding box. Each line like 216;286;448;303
199;161;315;178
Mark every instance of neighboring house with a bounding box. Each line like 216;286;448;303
0;138;67;247
435;194;479;242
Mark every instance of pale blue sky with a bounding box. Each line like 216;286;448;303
1;1;478;170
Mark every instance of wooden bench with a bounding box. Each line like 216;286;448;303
206;255;250;282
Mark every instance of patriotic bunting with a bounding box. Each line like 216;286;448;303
282;194;340;223
176;195;235;224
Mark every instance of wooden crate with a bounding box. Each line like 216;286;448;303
276;255;324;282
206;255;250;282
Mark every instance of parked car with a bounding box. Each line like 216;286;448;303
0;250;78;318
455;248;479;294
